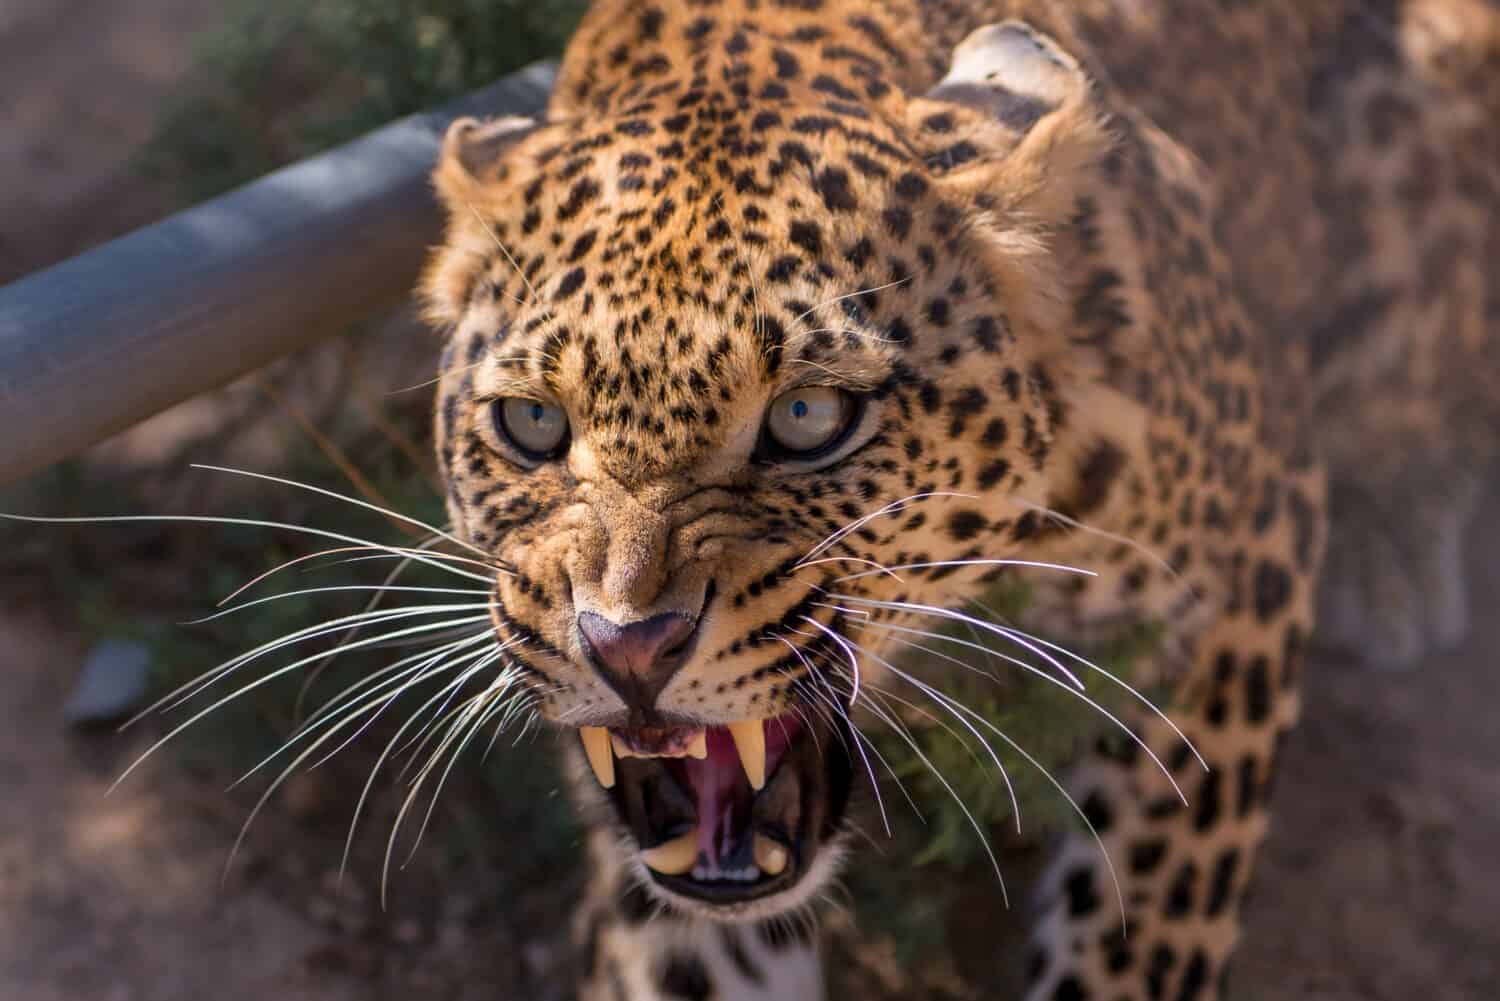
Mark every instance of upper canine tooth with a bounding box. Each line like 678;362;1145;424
580;726;615;789
640;829;699;875
727;719;767;790
752;834;789;877
687;729;708;759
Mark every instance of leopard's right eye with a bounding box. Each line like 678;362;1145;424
493;397;570;463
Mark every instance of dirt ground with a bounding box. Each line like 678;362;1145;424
1;3;1496;1000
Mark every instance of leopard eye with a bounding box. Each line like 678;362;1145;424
761;387;860;459
493;397;569;461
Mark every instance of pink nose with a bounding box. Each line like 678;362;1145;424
577;611;699;712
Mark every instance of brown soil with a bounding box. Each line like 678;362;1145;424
1;3;1495;999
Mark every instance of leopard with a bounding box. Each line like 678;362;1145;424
418;1;1500;998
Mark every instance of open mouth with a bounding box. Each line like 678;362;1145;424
578;712;854;906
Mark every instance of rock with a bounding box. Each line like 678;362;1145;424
62;638;152;727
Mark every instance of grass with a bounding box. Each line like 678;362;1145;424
141;0;585;200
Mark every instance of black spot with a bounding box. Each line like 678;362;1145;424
1064;866;1100;917
815;166;859;211
946;509;988;542
977;459;1010;490
1129;839;1167;874
566;230;599;262
766;255;800;282
1081;790;1114;833
788;220;822;254
1205;849;1240;917
894;172;927;199
1163;861;1197;918
1244;656;1271;723
1065;441;1126;517
660;952;713;1000
1174;950;1209;1001
557;176;602;221
881;205;912;239
719;928;765;985
1236;754;1258;818
1252;560;1292;622
555;267;586;300
1193;769;1222;831
1054;976;1088;1001
1145;944;1176;1000
771;47;800;78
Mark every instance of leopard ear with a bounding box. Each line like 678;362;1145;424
913;21;1113;225
433;115;537;209
423;115;536;329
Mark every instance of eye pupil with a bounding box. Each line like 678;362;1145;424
791;399;809;419
529;403;545;423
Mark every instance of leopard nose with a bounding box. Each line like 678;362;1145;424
577;610;700;713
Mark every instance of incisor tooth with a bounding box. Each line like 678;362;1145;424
640;829;699;875
687;729;708;759
579;726;615;789
727;719;767;790
753;834;789;877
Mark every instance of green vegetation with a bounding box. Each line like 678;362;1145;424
143;0;586;199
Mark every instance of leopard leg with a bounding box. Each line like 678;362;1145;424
574;830;823;1001
1022;462;1324;1001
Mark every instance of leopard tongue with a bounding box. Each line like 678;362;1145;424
682;728;748;867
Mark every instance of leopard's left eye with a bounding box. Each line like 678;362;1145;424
493;397;570;462
760;387;861;460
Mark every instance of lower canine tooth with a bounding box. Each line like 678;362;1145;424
687;730;708;759
641;829;699;875
753;834;789;876
727;719;767;790
579;726;615;789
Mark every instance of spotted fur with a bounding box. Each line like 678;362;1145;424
421;2;1500;998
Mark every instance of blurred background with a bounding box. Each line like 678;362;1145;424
0;2;1494;999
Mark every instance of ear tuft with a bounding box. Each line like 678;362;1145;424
434;115;536;207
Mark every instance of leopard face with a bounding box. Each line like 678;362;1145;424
423;10;1115;922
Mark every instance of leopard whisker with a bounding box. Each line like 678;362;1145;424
798;615;865;707
857;640;1126;924
224;542;503;608
831;632;1023;838
797;491;978;566
854;617;1189;805
843;668;1010;905
830;558;1097;585
189;464;492;559
1011;497;1180;580
968;600;1207;772
463;199;554;322
776;636;892;837
230;631;499;787
154;603;497;715
217;637;500;881
825;592;1086;691
110;612;493;794
793;555;905;582
184;585;490;626
400;674;526;869
0;512;497;585
790;276;912;327
298;637;506;773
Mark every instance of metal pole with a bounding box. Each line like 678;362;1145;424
0;62;556;487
